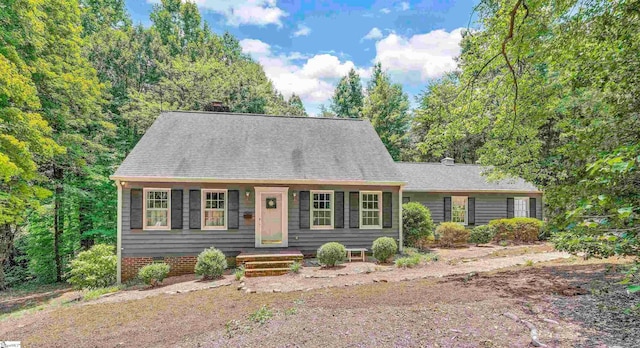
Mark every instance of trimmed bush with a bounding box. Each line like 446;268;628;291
489;218;543;243
67;244;117;289
469;225;496;245
372;237;398;263
138;263;170;286
436;222;470;247
195;247;227;279
317;242;346;267
402;202;435;247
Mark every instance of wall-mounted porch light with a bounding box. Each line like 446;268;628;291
245;190;251;198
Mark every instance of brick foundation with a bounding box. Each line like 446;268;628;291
121;255;237;282
122;256;197;282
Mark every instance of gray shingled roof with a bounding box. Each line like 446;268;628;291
113;111;404;183
396;162;540;192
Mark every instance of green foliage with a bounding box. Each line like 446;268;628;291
138;263;171;286
489;218;543;243
67;244;117;289
249;305;273;325
234;265;245;281
436;223;470;247
469;225;496;245
372;237;398;263
317;242;346;267
395;254;421;268
402;202;435;247
289;261;302;274
362;63;411;160
83;285;122;301
195;247;227;279
331;68;364;118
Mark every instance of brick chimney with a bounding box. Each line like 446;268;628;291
204;101;230;112
441;157;455;166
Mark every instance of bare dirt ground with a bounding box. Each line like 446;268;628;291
0;247;637;347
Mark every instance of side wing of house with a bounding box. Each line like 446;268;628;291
117;182;401;282
402;191;543;225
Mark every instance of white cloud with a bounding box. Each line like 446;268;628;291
362;27;383;41
380;8;391;14
239;39;361;104
292;24;311;37
373;28;464;84
399;2;410;11
147;0;287;27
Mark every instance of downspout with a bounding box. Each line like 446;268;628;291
116;180;122;284
398;187;403;253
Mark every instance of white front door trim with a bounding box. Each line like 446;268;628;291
254;187;289;248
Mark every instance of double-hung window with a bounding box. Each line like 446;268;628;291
451;196;468;225
514;197;529;217
360;191;382;229
144;188;170;230
202;189;227;230
311;190;333;229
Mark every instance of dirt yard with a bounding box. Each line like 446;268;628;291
0;244;637;347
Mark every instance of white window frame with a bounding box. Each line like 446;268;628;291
359;191;382;229
143;188;171;231
310;190;334;230
201;189;228;230
451;196;468;225
514;197;530;218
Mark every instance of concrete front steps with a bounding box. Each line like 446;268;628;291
237;252;303;277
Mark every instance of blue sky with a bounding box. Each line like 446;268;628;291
127;1;477;115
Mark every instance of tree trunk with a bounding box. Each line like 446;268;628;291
0;224;15;290
53;166;64;282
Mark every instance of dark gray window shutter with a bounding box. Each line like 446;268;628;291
228;190;239;229
468;197;475;225
349;192;359;228
529;198;537;219
171;190;183;229
382;192;393;228
334;192;344;228
189;190;201;229
402;197;410;204
130;189;143;229
444;197;452;222
299;191;310;229
507;198;515;218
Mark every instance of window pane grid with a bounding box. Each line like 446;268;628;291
361;193;380;227
311;192;332;227
204;191;226;227
514;198;528;217
451;196;467;224
145;190;169;228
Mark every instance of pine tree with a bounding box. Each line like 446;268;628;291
331;68;364;118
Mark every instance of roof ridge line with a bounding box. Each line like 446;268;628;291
164;110;365;121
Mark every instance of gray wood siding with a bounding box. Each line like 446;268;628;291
122;183;399;257
403;192;543;225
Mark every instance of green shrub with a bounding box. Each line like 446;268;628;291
234;266;245;281
469;225;496;244
195;247;227;279
436;222;470;247
139;263;170;286
67;244;117;289
317;242;346;267
372;237;398;263
489;218;543;243
402;202;435;247
249;305;273;325
395;254;421;268
289;261;302;274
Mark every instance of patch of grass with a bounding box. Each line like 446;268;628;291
83;286;123;301
235;266;245;281
395;254;421;268
0;282;70;301
289;261;302;274
284;307;297;315
249;305;273;325
524;259;535;267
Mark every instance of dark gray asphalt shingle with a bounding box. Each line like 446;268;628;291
113;111;404;183
396;162;540;192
